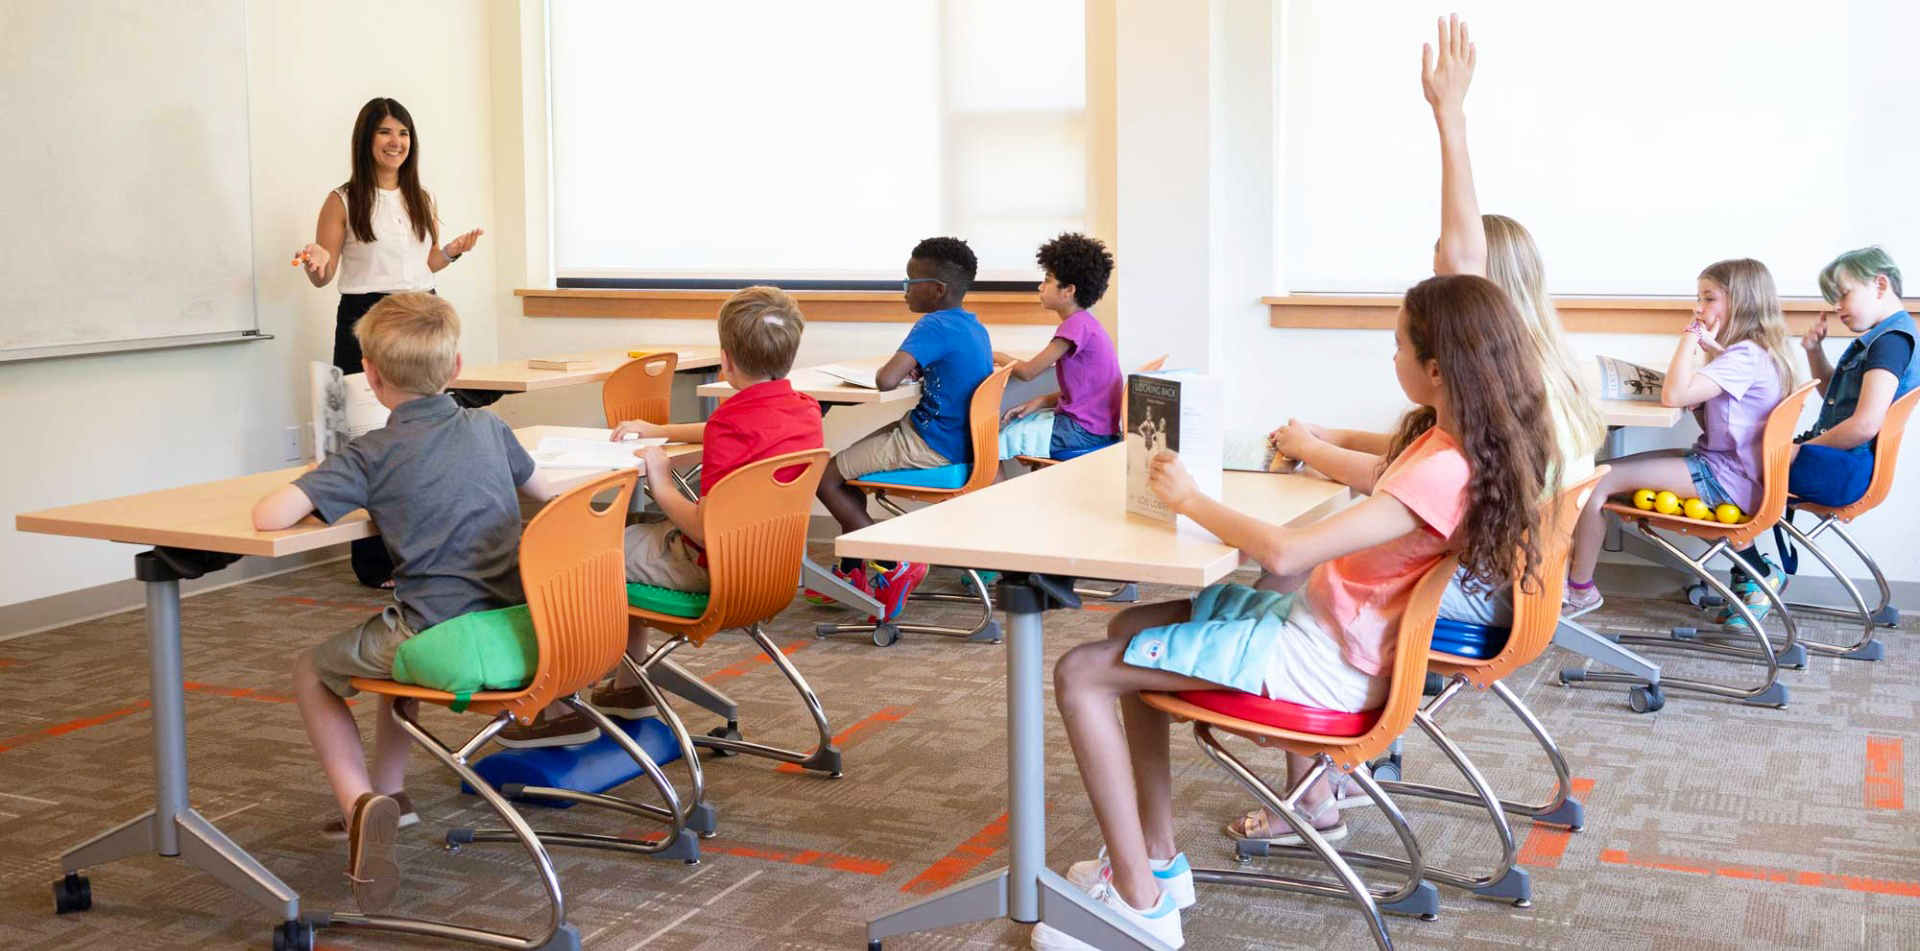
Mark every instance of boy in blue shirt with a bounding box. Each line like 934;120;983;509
813;236;992;619
1794;246;1918;505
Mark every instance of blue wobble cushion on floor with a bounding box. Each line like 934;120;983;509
856;463;970;490
464;716;682;808
1431;618;1510;659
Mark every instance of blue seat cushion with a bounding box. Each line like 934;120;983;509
856;463;970;490
1431;618;1511;659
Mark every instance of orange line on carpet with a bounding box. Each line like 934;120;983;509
777;706;911;773
1866;736;1903;811
1514;777;1596;869
621;830;890;875
1598;849;1920;897
705;639;810;680
900;810;1009;894
0;701;150;752
1080;604;1119;612
184;682;298;704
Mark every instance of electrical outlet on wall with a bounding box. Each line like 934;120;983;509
282;426;303;462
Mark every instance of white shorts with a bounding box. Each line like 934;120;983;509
1261;608;1386;712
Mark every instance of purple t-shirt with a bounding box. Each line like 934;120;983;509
1693;340;1785;511
1053;310;1122;437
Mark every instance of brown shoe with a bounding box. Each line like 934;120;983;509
322;792;417;842
587;684;660;721
346;792;401;913
494;712;599;749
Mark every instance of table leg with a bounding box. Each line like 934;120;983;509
801;556;883;616
59;571;299;923
866;603;1169;951
1554;618;1661;684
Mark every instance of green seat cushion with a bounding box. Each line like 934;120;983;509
626;583;709;618
391;604;539;704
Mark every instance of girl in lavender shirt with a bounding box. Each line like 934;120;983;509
1565;259;1798;618
997;233;1124;458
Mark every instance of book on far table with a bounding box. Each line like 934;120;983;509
527;356;596;371
1596;355;1665;402
309;361;389;463
1125;371;1223;532
1223;430;1301;474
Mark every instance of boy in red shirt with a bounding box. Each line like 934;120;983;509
500;286;822;747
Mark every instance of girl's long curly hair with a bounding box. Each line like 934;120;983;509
1382;274;1557;594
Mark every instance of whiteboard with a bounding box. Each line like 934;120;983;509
1278;0;1920;298
0;0;257;358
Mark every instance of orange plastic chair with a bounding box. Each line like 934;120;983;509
827;364;1017;645
1351;468;1606;910
1139;556;1455;951
626;449;846;776
328;471;691;951
1777;386;1920;659
602;350;679;427
1567;381;1817;711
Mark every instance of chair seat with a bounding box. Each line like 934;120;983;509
849;463;970;491
1603;500;1762;542
348;677;528;706
1174;690;1381;737
1790;497;1865;521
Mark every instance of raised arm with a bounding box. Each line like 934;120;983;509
1423;14;1485;278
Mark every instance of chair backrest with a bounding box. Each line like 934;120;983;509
677;449;830;646
1435;466;1607;686
1729;380;1819;542
507;470;637;721
957;364;1017;494
602;351;679;427
1812;386;1920;520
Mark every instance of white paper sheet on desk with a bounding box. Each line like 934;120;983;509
815;363;880;388
531;436;666;470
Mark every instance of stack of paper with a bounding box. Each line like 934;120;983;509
815;364;880;389
528;356;596;371
530;436;665;470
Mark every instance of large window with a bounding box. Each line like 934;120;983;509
549;0;1087;287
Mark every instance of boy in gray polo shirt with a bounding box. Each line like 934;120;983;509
253;292;556;913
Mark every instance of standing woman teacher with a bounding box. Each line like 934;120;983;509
297;96;482;587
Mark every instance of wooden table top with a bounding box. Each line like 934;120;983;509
1600;399;1684;428
14;426;702;559
836;450;1350;588
451;346;723;393
697;356;917;405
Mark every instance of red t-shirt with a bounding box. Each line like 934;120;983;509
700;378;825;492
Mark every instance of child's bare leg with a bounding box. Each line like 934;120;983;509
368;697;411;796
1103;600;1194;861
1055;613;1217;911
1569;452;1693;583
293;648;372;820
613;616;651;689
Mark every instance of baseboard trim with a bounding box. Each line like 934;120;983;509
0;549;348;643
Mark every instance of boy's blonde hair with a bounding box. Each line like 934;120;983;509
1480;214;1606;462
353;292;461;395
1699;258;1797;393
717;286;805;379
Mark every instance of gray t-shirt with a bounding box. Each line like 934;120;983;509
294;394;536;631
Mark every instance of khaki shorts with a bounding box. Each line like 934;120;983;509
312;605;416;698
836;419;952;481
624;521;711;592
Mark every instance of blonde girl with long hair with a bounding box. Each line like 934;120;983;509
1563;258;1797;620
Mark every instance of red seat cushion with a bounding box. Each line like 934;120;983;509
1175;690;1380;737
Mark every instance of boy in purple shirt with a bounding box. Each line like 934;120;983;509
996;233;1123;457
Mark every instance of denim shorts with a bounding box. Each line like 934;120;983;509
1682;451;1737;509
1051;412;1120;457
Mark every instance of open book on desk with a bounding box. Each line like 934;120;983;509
530;436;666;471
815;363;880;389
1596;355;1666;402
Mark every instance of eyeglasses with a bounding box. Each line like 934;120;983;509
901;278;943;292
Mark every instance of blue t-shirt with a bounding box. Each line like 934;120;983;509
900;307;993;463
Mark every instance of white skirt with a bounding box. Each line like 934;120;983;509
1261;607;1386;712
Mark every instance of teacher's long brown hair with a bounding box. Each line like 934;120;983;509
341;97;438;247
1382;274;1556;594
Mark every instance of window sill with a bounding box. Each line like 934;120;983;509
518;288;1056;325
1263;294;1903;338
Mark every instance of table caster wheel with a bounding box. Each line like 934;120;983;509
872;624;900;647
52;873;90;914
273;920;314;951
1628;684;1665;713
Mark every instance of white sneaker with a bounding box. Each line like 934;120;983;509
1031;879;1184;950
1065;847;1195;910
